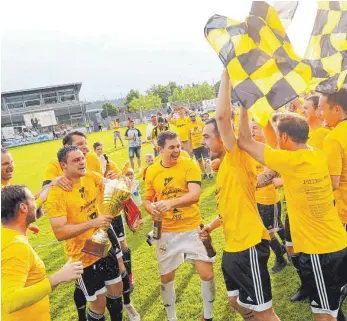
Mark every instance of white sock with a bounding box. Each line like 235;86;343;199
201;278;216;319
161;281;177;321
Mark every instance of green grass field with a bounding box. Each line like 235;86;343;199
8;124;346;321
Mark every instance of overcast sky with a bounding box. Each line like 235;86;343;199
1;0;316;101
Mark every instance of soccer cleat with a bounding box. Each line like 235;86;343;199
208;174;214;180
290;287;307;302
200;316;212;321
269;259;287;274
202;173;208;180
124;303;141;321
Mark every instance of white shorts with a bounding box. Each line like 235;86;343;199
156;229;215;275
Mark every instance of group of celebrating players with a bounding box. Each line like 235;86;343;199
1;69;347;321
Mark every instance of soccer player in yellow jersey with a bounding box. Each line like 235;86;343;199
187;112;212;179
144;131;215;321
45;146;125;321
43;131;115;189
251;122;287;274
168;105;192;156
320;90;347;229
238;105;347;321
201;70;277;321
303;95;330;149
92;141;140;321
1;147;14;188
1;184;83;321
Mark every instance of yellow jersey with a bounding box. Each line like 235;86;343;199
44;152;103;182
145;156;202;232
323;120;347;224
169;117;190;142
45;171;104;267
308;127;330;150
264;145;347;254
1;228;52;321
216;145;270;252
187;121;204;150
255;162;280;205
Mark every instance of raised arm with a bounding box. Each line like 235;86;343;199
238;106;266;165
215;69;236;152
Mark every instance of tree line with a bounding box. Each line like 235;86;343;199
102;80;221;117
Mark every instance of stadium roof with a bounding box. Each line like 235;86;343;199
1;82;82;96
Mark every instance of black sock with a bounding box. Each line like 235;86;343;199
277;228;286;243
106;294;123;321
122;271;131;305
74;286;87;321
337;308;346;321
291;254;305;289
122;247;132;275
270;237;285;262
87;309;105;321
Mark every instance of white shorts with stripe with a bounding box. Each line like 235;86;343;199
155;229;215;275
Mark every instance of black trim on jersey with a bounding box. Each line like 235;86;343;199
160;161;172;169
125;128;142;137
187;181;201;186
42;180;52;187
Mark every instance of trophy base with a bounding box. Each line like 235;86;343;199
82;239;111;258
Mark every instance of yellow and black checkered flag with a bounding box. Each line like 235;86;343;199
304;1;347;94
204;1;311;126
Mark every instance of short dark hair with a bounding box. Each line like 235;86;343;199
157;131;178;148
305;95;319;110
1;147;8;154
57;145;80;163
203;112;209;116
324;89;347;113
205;118;220;136
62;131;86;146
157;116;165;123
151;114;156;119
277;114;309;144
1;185;28;224
93;142;102;150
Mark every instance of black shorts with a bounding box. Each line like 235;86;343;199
193;146;209;161
77;252;122;302
285;214;292;246
300;247;347;317
111;215;126;241
222;240;272;312
257;201;282;233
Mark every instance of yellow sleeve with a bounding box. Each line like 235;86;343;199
35;197;44;208
263;145;292;174
323;136;343;176
185;159;202;183
43;161;60;182
144;168;156;201
169;118;176;126
86;153;103;175
88;171;104;186
45;188;67;218
110;161;121;175
1;243;52;314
